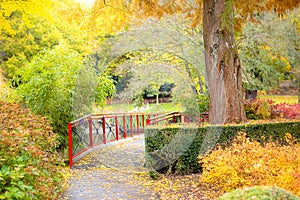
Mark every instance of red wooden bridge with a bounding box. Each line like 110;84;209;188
68;112;204;167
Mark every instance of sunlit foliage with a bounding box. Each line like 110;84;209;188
200;132;300;198
0;0;51;35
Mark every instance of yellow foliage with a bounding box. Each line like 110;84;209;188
0;0;52;35
89;0;130;34
199;132;300;197
0;69;9;101
280;56;293;71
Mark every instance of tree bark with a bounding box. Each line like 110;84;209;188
203;0;246;124
298;83;300;104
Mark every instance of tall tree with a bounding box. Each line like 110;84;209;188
261;10;300;103
125;0;300;124
239;12;298;100
111;16;207;112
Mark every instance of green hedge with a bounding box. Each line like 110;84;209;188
144;121;300;175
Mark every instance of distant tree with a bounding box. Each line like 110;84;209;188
240;10;300;101
113;16;206;94
111;16;207;112
239;19;287;100
262;10;300;103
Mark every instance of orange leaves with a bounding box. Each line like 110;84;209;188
199;132;300;198
265;0;300;14
125;0;300;31
0;101;63;199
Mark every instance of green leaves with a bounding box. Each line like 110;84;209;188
14;45;116;145
15;45;84;142
95;74;116;108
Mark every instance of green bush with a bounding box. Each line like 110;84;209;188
0;102;63;199
14;45;115;146
218;186;299;200
145;121;300;175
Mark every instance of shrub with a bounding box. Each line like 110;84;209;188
0;102;63;199
145;121;300;175
244;99;300;120
244;99;273;119
218;186;299;200
200;132;300;197
15;45;115;147
273;103;300;119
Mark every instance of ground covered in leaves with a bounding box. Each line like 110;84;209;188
60;135;211;200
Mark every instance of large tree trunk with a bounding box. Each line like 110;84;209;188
203;0;246;124
298;83;300;104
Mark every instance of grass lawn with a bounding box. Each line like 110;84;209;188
95;102;183;114
258;95;298;104
94;95;298;114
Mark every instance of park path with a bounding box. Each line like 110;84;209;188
60;135;160;200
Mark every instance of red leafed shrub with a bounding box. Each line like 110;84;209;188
244;99;300;120
273;103;300;119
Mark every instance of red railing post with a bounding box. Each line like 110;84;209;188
123;115;126;139
146;118;150;126
173;115;177;123
68;122;73;168
88;116;93;147
130;115;133;136
146;114;150;125
136;114;140;134
102;117;106;144
115;116;119;141
142;114;145;133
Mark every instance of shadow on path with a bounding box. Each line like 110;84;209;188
60;135;159;200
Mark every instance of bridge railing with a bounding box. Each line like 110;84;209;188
146;111;182;125
68;113;157;168
145;112;208;125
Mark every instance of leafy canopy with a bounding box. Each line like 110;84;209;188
126;0;300;28
0;0;52;35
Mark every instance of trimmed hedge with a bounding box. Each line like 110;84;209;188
144;121;300;175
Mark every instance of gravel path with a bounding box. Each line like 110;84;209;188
60;135;160;200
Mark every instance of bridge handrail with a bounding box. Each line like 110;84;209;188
146;111;182;125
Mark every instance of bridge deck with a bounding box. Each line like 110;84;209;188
60;135;159;200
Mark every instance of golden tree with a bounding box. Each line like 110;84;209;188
0;0;51;35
